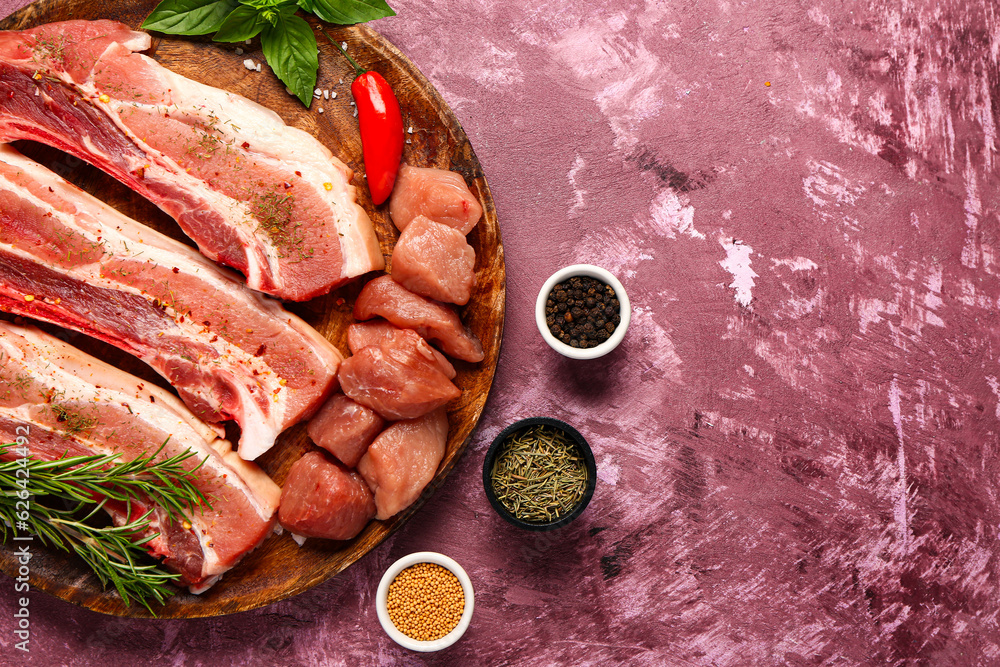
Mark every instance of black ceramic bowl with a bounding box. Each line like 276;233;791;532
482;417;597;531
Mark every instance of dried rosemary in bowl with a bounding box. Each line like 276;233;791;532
489;425;589;523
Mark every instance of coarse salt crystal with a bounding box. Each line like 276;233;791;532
318;108;324;113
243;59;255;71
341;42;347;50
314;87;322;96
235;47;244;55
331;91;337;98
339;78;343;84
256;63;262;72
245;39;252;45
407;126;413;134
323;90;329;99
353;109;358;117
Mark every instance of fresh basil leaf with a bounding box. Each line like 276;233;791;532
142;0;241;35
213;6;266;42
299;0;395;25
242;0;297;8
261;12;318;107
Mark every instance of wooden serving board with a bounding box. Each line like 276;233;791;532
0;0;504;618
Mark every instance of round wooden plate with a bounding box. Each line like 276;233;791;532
0;0;504;618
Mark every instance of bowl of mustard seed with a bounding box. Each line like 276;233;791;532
376;552;475;652
483;417;597;531
535;264;630;359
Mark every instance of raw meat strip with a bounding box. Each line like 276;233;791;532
0;20;384;300
278;451;376;541
347;320;456;379
354;276;484;362
0;322;281;592
389;164;483;235
0;144;341;460
357;409;448;520
307;393;384;467
391;216;476;305
339;345;461;420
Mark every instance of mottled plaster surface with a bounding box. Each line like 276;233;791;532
2;0;1000;665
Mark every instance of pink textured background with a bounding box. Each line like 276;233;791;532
3;0;1000;664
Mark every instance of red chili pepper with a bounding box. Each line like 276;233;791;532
327;32;404;206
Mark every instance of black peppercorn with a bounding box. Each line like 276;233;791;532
545;275;620;349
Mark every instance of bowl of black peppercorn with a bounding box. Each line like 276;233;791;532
535;264;631;359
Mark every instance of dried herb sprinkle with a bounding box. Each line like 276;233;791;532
490;425;588;523
545;275;621;349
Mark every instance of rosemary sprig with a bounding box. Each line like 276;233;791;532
0;442;211;613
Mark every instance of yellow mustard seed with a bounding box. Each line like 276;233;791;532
386;562;465;642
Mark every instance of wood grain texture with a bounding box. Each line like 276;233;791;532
0;0;504;618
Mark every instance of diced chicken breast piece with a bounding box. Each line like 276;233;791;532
307;394;385;467
389;164;483;235
357;409;448;520
279;451;376;541
391;216;476;305
354;276;485;362
347;320;456;379
339;344;461;420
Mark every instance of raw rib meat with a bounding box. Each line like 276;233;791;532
306;393;385;467
0;322;281;592
347;320;456;379
0;144;341;460
354;276;484;363
0;20;384;300
357;409;448;520
391;216;476;305
339;345;461;420
279;451;376;541
389;164;483;235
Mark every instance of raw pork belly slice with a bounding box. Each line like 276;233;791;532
391;216;476;305
307;393;385;467
0;20;384;300
278;451;376;541
347;320;456;379
0;145;341;460
389;164;483;235
339;344;461;420
357;409;448;520
0;322;281;592
354;276;484;362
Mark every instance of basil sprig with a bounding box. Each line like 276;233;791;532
142;0;395;106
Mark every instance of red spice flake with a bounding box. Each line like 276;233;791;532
172;267;180;273
255;344;267;357
241;141;250;149
335;297;346;306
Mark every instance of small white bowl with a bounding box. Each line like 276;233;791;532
535;264;631;360
375;552;475;652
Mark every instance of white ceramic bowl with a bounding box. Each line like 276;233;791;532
375;552;475;652
535;264;631;360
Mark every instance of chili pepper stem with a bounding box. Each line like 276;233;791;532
321;29;365;78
